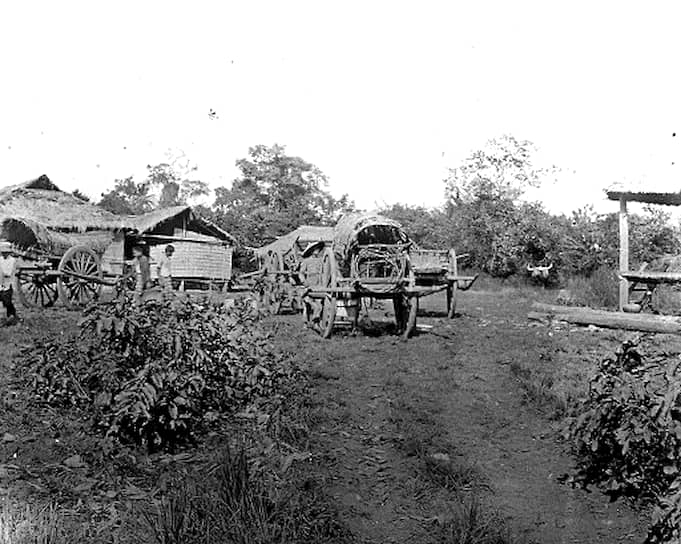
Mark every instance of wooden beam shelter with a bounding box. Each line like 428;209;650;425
606;186;681;311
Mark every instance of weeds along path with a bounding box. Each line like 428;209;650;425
272;289;646;544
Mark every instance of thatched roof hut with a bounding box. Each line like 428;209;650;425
0;176;235;283
124;205;235;244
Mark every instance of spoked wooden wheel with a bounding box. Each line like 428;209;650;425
57;246;103;309
15;270;59;308
306;247;337;339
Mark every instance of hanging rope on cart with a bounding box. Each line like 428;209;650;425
351;244;409;295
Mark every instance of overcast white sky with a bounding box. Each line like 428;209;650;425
0;1;680;214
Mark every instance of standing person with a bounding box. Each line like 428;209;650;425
157;244;175;294
132;242;151;307
0;242;18;323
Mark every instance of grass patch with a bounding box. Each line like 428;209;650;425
0;501;89;544
132;443;349;544
437;497;520;544
564;266;619;309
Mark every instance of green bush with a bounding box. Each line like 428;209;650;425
30;295;300;451
566;340;681;542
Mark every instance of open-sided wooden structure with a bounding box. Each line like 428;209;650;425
606;183;681;312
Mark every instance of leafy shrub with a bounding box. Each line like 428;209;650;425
566;340;681;542
30;294;301;451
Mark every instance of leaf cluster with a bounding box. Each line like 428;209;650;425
566;340;681;542
30;295;301;451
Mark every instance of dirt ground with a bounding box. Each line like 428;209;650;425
0;286;657;542
273;288;650;543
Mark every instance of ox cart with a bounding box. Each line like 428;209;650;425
2;218;147;309
410;248;478;317
301;213;454;340
253;226;333;314
2;218;121;309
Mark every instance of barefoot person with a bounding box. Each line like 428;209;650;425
0;242;18;323
157;244;175;294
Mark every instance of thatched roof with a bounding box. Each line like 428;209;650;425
124;205;234;243
2;217;115;255
0;175;121;231
255;225;334;257
0;175;234;253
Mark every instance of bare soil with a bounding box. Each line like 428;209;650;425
274;288;649;543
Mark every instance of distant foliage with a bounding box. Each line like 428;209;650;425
444;134;554;203
210;143;355;270
566;340;681;543
99;155;209;215
31;296;300;451
213;144;354;247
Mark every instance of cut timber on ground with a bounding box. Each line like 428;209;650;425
529;302;681;334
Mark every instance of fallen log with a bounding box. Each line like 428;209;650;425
529;302;681;334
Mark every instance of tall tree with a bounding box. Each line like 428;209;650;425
146;162;209;208
98;155;209;214
444;134;552;205
99;176;153;215
213;144;354;248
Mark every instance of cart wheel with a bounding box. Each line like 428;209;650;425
402;296;419;341
446;281;458;318
15;270;58;308
57;246;103;309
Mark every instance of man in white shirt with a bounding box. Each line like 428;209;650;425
0;242;18;322
157;244;175;293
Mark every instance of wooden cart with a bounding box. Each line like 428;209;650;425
13;245;114;309
254;226;334;314
2;218;132;309
410;248;478;318
301;213;436;341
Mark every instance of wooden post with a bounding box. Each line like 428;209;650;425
619;197;629;311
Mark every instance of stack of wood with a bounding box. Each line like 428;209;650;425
528;302;681;334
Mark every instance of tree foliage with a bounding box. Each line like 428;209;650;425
212;144;354;249
444;134;552;204
99;176;153;215
99;159;209;215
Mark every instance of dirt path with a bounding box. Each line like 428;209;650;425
276;289;648;543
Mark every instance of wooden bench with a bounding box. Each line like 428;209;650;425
620;269;681;312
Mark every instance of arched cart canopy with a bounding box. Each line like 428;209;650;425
332;213;409;264
1;217;115;256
